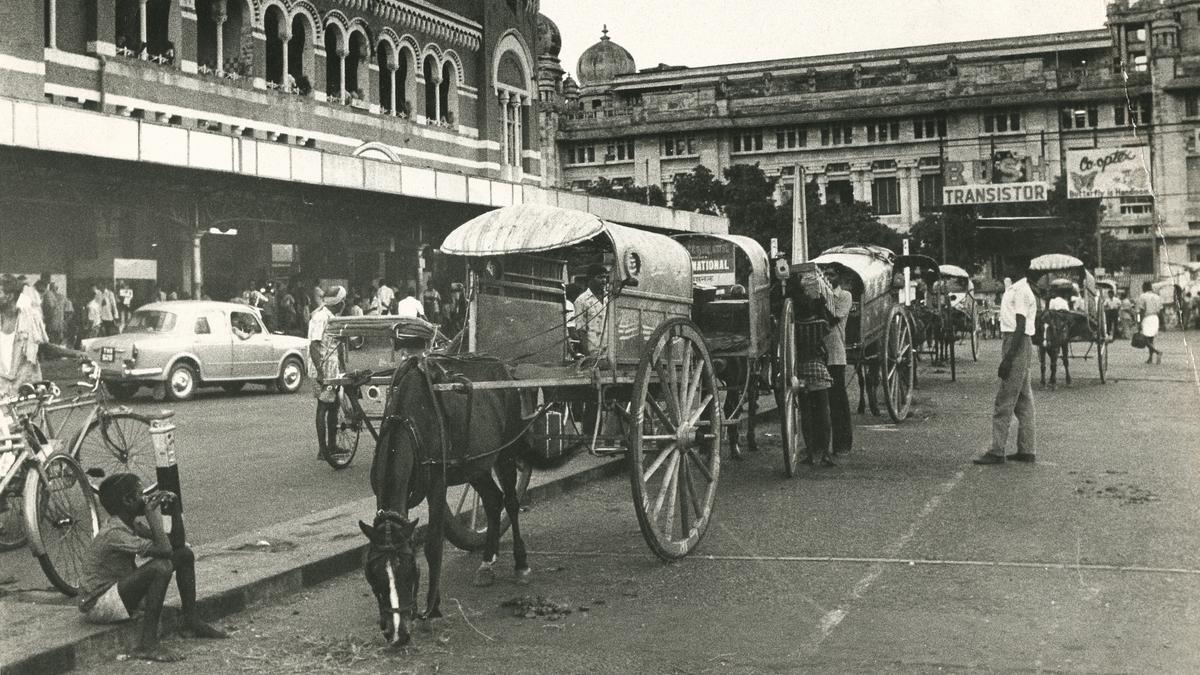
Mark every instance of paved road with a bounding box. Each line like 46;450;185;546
67;331;1200;673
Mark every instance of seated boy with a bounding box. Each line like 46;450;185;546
78;473;227;662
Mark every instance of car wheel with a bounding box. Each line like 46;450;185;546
107;382;140;401
275;357;304;394
165;362;198;401
220;382;245;394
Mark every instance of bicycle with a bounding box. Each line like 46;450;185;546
32;361;159;488
0;388;101;596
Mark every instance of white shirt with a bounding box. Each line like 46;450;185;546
0;330;15;376
823;287;853;366
396;296;424;319
1048;297;1070;312
573;288;608;354
376;286;395;313
999;278;1038;336
1136;291;1163;318
306;306;338;380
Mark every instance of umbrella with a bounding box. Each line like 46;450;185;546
1029;253;1084;271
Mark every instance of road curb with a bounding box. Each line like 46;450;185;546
1;458;625;675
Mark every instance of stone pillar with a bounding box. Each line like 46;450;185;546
898;164;915;225
499;90;511;170
169;0;186;69
432;72;443;121
138;0;148;47
388;63;398;114
251;28;267;89
48;0;57;49
280;29;292;89
364;57;378;113
515;95;527;174
816;173;829;204
214;12;226;72
87;0;118;56
336;47;347;99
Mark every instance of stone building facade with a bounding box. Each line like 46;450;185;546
0;0;723;307
540;1;1200;278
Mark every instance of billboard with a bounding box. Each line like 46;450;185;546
1065;147;1151;199
943;149;1049;204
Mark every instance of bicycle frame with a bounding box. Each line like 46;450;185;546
0;414;86;558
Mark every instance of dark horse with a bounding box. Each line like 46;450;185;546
1037;310;1073;388
359;354;562;647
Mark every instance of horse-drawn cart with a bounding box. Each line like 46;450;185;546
1029;253;1108;385
939;264;979;362
810;245;917;424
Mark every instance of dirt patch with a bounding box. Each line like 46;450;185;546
1071;472;1160;506
228;539;300;553
500;595;587;621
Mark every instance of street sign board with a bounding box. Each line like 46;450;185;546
942;182;1049;205
689;240;736;287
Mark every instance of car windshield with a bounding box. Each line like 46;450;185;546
125;310;177;333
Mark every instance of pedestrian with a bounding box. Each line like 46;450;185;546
86;284;104;339
1103;289;1121;339
308;286;347;462
117;281;134;330
1191;292;1200;330
375;279;395;316
1183;292;1193;332
442;282;467;338
975;259;1038;465
62;291;76;348
347;292;365;316
396;284;425;319
422;282;443;325
572;264;610;357
78;473;227;662
0;275;86;398
791;267;835;467
823;266;853;455
1136;281;1163;364
307;277;324;319
40;280;65;345
278;285;299;334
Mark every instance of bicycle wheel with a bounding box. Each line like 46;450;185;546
71;413;155;486
326;388;364;470
444;463;533;552
25;454;100;596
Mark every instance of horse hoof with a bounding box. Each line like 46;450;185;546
473;567;496;587
514;568;532;586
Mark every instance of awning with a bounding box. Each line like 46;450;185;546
440;204;607;256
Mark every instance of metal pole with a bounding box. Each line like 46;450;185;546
150;413;186;549
939;135;947;262
192;200;204;300
792;164;808;264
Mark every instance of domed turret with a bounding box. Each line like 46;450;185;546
562;73;580;101
537;14;562;58
576;26;636;87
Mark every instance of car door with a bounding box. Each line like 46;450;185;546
229;309;276;379
192;311;234;379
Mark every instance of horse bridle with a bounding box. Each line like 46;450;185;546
368;512;420;625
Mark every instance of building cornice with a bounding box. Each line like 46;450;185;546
606;30;1112;92
350;0;483;51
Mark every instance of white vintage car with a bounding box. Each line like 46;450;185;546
81;300;309;401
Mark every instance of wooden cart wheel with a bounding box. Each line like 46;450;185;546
1096;305;1109;384
882;306;915;423
630;318;722;561
947;310;957;382
444;463;533;552
775;300;803;477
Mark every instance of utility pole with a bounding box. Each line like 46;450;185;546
939;134;947;262
792;164;808;263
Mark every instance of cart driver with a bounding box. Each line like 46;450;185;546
573;264;610;359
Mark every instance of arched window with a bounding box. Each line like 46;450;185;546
145;0;171;58
398;48;413;116
264;5;285;85
423;54;439;121
346;31;367;100
197;0;218;69
221;1;251;76
288;15;307;81
439;62;457;124
377;42;394;114
324;27;341;97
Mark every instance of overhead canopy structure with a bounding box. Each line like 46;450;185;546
939;264;971;279
440;203;607;256
1029;253;1085;271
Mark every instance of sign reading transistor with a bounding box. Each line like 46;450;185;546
687;240;736;287
942;182;1049;205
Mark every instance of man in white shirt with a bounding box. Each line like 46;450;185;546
308;286;345;461
395;286;425;319
823;266;854;454
375;280;395;316
573;265;610;358
1136;281;1164;364
976;260;1039;465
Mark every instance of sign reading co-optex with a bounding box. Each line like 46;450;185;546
1065;146;1151;199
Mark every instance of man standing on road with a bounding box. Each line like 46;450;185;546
308;286;346;461
395;285;425;319
824;266;853;455
1103;289;1121;339
1136;281;1164;364
975;260;1038;465
375;279;395;316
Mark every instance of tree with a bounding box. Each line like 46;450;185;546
769;180;902;259
720;164;778;244
585;178;668;207
671;165;723;215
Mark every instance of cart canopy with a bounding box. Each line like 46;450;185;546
939;264;970;279
440;204;607;256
